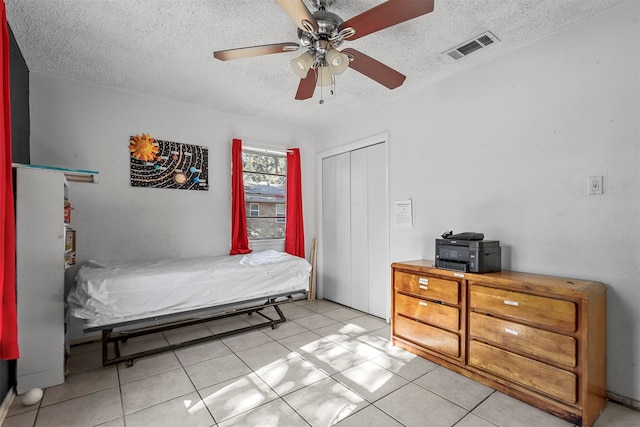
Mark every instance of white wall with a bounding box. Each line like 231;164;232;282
315;2;639;402
29;75;315;261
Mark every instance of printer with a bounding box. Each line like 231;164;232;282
435;232;501;273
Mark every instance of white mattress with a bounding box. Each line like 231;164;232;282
67;250;311;328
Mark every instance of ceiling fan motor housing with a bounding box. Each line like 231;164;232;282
312;0;336;10
297;10;344;49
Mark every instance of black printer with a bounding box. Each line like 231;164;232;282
435;232;501;273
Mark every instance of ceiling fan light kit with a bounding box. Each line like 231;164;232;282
213;0;435;101
317;66;333;87
326;49;349;75
290;51;314;78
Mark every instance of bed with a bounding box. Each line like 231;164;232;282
67;250;311;366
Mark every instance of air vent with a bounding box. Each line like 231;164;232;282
444;31;499;60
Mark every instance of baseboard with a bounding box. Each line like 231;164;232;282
0;388;16;425
608;391;640;411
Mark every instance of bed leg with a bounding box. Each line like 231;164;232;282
113;338;121;360
273;302;286;329
101;330;111;367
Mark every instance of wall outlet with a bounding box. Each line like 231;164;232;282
588;176;603;195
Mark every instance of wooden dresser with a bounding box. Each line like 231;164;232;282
391;260;607;427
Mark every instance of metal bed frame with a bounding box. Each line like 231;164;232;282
83;290;306;367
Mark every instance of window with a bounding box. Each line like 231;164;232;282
275;204;285;223
243;148;286;240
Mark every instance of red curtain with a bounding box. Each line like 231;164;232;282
0;3;19;360
285;148;305;258
229;139;252;255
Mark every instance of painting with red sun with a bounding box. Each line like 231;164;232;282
129;134;209;190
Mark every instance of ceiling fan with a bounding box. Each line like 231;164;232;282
213;0;435;101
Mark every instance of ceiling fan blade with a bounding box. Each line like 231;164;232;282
213;42;299;61
276;0;319;33
295;69;316;100
340;0;434;41
342;48;406;90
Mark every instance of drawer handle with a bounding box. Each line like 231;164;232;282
504;328;519;336
418;278;429;285
419;301;428;307
503;300;519;306
419;285;428;290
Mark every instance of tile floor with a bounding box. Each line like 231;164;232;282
4;299;639;427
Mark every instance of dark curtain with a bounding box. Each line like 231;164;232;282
229;138;251;255
284;148;305;258
0;2;18;360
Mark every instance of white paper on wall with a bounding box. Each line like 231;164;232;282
393;199;413;229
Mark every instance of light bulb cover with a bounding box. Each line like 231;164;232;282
326;49;343;67
316;66;333;87
330;52;349;75
290;52;314;78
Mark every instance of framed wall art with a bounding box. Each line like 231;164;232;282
129;134;209;190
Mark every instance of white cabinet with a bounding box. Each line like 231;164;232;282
14;165;97;393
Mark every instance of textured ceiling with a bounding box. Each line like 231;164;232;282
5;0;628;129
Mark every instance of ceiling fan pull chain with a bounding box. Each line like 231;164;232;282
318;67;324;104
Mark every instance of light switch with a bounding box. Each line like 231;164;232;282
588;176;603;195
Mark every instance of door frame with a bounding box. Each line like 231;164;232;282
316;132;391;321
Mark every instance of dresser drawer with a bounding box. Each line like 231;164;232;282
395;293;459;331
394;271;459;304
394;315;460;357
469;340;577;404
469;284;577;332
469;312;576;367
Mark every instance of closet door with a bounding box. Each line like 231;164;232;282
365;143;388;319
321;155;337;302
334;153;352;307
321;152;351;306
322;141;388;319
350;143;387;318
350;148;369;313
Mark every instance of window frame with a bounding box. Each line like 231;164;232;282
242;146;287;241
275;203;286;224
249;203;260;217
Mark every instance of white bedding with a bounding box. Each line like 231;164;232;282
67;250;311;327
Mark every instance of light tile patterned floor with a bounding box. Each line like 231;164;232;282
4;299;639;427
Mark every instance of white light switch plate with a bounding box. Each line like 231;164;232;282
588;176;603;195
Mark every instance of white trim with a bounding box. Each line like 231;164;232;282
316;132;391;322
230;139;292;156
317;132;389;159
243;145;290;157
